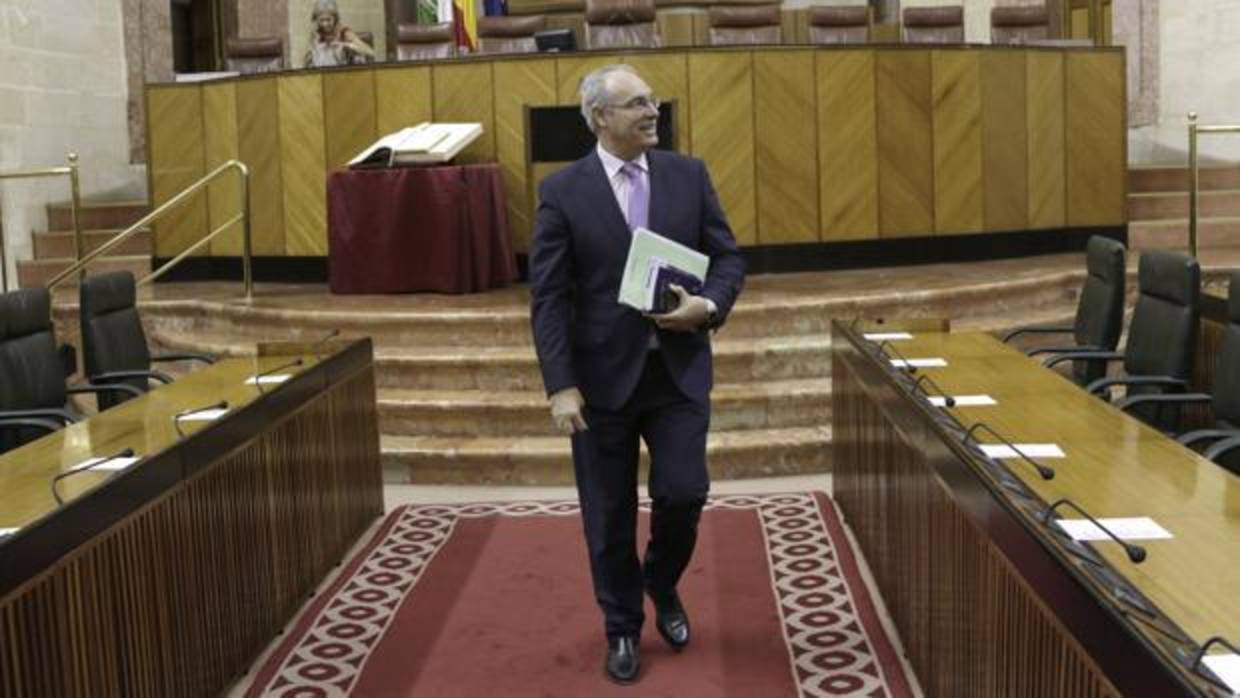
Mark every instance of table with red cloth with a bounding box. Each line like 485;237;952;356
327;163;517;294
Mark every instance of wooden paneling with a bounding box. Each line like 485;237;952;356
1027;51;1065;229
754;50;817;243
781;8;809;44
147;85;207;258
877;50;934;237
432;62;496;162
277;74;328;255
374;65;433;134
323;71;377;170
932;50;984;234
1066;51;1125;226
657;10;699;47
236;78;285;256
981;50;1028;232
494;59;556;253
817;51;877;240
202;82;242;256
689;51;756;245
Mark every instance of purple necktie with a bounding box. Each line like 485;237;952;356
621;162;648;232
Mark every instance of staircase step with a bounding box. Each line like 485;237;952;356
1127;189;1240;221
377;378;831;437
33;228;152;259
17;256;150;289
1128;165;1240;194
46;200;148;231
381;425;833;485
1127;217;1240;250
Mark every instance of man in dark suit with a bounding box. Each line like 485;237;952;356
528;64;745;685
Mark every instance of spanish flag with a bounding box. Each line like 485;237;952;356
437;0;477;52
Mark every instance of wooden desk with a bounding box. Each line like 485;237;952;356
0;340;383;698
833;325;1239;697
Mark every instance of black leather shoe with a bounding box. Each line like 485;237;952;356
605;635;640;684
650;591;690;650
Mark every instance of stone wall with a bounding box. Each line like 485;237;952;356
0;0;144;285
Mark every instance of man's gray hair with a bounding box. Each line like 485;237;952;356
579;64;637;134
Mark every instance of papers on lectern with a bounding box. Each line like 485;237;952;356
618;228;709;312
348;122;483;168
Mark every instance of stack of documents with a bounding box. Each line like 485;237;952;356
619;228;709;312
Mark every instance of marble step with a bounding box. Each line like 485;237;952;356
1127;217;1240;250
33;228;152;259
47;200;148;231
1128;165;1240;194
131;266;1087;346
381;425;833;485
17;255;150;289
377;378;831;437
1127;189;1240;221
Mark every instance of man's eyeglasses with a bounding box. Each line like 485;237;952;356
606;95;661;112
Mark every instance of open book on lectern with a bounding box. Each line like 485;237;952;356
348;122;483;168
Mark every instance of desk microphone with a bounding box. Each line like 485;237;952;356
1041;498;1146;564
51;448;136;505
963;422;1055;480
912;374;955;407
173;400;229;438
876;340;918;374
253;358;303;394
310;328;341;360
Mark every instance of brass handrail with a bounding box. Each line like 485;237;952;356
1187;112;1240;257
46;159;252;300
0;153;82;292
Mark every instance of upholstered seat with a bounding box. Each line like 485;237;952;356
902;5;964;44
585;0;661;50
396;22;456;61
807;5;869;45
478;15;545;54
991;4;1049;45
708;5;781;46
80;272;215;410
0;288;142;454
1004;236;1126;386
224;37;285;74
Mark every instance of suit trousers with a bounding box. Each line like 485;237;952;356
570;349;710;639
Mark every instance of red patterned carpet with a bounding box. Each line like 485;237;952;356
245;493;913;697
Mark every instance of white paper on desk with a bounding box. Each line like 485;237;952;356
1055;517;1173;542
864;332;913;341
0;528;17;538
180;408;228;421
890;358;947;368
618;228;708;312
979;443;1064;459
928;395;997;407
245;374;292;385
1202;654;1240;694
69;456;142;473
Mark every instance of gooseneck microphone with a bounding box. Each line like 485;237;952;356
173;400;229;438
876;340;919;374
253;358;304;394
51;448;137;505
310;328;341;360
1191;636;1240;692
1041;498;1147;564
963;422;1055;480
912;374;956;407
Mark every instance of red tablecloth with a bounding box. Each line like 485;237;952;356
327;164;517;294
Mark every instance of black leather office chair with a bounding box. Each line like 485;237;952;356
1116;271;1240;474
1046;250;1200;431
1003;236;1126;386
79;272;214;410
0;288;142;454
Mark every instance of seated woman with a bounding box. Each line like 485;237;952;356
304;0;375;67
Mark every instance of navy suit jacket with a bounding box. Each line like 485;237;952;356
529;148;745;411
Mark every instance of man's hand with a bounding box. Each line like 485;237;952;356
549;387;587;434
647;285;711;332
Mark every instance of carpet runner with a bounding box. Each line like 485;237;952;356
245;492;913;697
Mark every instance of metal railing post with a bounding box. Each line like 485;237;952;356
1188;112;1199;258
240;163;253;301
